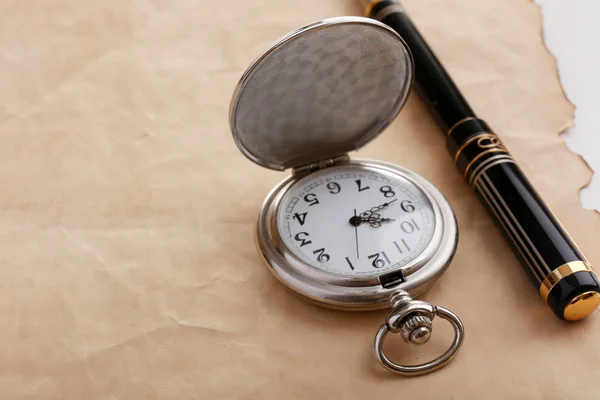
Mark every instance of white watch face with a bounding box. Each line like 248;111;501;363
277;164;436;277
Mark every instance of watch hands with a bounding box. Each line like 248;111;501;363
353;209;360;259
362;199;398;215
358;216;395;228
367;217;395;228
349;199;397;228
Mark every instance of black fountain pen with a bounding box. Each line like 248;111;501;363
363;0;600;320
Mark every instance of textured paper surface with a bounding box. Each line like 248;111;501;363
0;0;598;398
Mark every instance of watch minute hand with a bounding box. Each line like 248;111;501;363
360;199;398;217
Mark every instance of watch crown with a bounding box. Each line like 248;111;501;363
400;315;433;345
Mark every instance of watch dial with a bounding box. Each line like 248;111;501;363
277;164;436;276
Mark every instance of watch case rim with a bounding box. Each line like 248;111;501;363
255;159;458;311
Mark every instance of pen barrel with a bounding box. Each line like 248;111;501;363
448;120;600;320
367;0;476;131
367;0;600;320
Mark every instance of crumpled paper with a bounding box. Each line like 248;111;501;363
0;0;597;398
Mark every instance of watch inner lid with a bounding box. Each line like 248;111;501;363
229;16;414;171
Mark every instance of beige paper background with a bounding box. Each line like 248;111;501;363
0;0;598;398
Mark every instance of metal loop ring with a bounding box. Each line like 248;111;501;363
374;306;464;376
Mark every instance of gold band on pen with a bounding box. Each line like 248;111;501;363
539;261;592;302
462;148;508;179
539;261;599;321
453;133;496;162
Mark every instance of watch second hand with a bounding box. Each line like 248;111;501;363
354;208;360;259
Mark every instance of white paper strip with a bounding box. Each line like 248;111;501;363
534;0;600;212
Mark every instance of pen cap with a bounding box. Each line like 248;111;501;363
229;17;414;171
540;263;600;321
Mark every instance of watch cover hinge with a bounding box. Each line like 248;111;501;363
292;154;350;177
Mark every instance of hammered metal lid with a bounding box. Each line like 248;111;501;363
229;16;414;171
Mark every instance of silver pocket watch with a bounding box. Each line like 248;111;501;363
229;16;464;376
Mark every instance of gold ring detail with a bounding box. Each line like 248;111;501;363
447;117;476;137
453;132;495;162
463;148;508;179
539;261;593;302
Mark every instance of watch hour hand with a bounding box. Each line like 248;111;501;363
350;214;395;228
350;199;398;227
365;216;395;228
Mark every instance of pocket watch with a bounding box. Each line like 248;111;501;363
229;16;464;376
